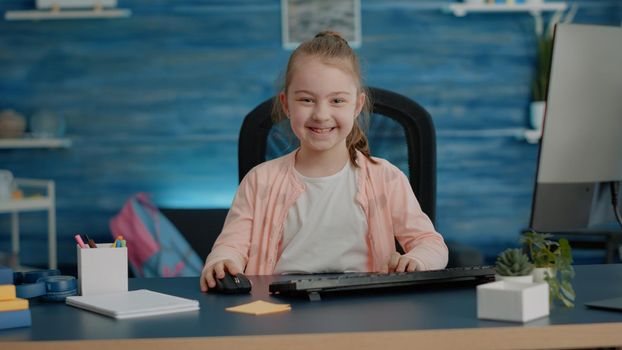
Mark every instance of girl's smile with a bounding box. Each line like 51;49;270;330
307;126;336;135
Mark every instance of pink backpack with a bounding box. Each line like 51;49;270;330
109;193;203;277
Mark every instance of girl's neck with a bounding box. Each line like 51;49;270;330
295;146;350;178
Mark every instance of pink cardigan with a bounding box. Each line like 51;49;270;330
204;150;448;275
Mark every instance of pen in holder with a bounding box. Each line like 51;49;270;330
77;243;128;296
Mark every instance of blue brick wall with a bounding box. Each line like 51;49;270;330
0;0;620;266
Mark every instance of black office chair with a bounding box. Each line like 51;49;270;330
239;87;484;266
239;87;437;223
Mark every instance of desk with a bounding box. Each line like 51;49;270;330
1;264;622;349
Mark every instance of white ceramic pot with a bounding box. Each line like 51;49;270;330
495;274;534;283
530;101;546;131
0;169;14;202
532;267;555;283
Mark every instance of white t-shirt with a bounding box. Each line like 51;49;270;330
274;161;369;274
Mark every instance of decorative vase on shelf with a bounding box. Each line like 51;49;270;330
30;111;66;138
0;109;26;139
0;169;14;202
529;101;546;131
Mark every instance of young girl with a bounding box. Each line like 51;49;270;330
200;31;448;292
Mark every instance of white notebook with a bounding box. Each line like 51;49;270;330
66;289;200;319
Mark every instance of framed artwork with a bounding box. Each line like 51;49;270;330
281;0;361;49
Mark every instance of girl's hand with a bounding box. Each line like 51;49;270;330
200;259;240;292
388;252;420;273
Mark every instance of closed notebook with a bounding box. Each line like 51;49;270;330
66;289;199;319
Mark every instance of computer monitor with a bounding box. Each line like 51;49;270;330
529;24;622;233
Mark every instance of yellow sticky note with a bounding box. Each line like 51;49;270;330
226;300;291;316
0;298;28;312
0;285;17;301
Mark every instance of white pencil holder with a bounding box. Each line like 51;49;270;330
77;243;128;296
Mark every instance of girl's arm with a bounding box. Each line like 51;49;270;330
387;168;449;271
203;173;257;274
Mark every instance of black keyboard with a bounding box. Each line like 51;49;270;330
269;265;496;301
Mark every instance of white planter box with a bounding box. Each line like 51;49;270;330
477;281;549;322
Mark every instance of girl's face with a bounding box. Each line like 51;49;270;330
280;56;364;158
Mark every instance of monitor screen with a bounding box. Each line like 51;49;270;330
530;24;622;232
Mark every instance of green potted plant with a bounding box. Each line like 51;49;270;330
480;248;549;322
521;231;576;307
495;248;534;283
529;5;577;131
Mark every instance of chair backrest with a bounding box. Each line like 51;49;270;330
238;87;437;223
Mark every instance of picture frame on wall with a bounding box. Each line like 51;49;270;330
281;0;362;49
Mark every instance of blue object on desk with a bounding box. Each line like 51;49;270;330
23;269;60;284
0;266;12;284
38;275;77;293
15;282;47;299
10;269;77;301
37;275;78;302
0;309;31;330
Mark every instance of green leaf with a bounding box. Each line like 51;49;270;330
522;232;576;308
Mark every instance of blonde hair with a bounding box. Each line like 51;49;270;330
272;31;376;166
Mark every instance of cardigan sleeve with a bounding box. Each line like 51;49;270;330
203;172;257;273
385;165;449;270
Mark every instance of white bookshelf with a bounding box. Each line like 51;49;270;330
0;138;71;149
448;2;567;17
0;179;57;269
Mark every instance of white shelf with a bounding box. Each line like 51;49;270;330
0;197;52;212
0;138;71;149
35;0;118;10
436;127;542;143
0;178;57;269
448;2;567;17
5;8;131;21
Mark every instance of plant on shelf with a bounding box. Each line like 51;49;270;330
495;248;534;278
521;231;575;307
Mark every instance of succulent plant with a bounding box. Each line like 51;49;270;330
495;248;534;276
